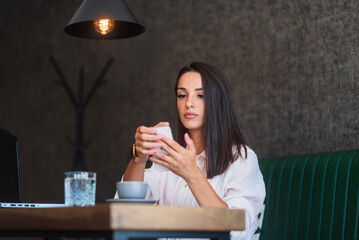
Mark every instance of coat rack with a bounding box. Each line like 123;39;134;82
49;55;113;170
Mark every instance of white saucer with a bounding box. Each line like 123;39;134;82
106;198;157;204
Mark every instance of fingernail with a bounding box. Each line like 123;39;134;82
157;143;162;148
151;150;157;155
153;129;157;134
149;157;153;161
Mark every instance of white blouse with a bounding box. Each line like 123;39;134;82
144;146;266;240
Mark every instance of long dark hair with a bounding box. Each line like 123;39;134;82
175;61;248;179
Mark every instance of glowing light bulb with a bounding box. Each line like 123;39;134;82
94;19;115;35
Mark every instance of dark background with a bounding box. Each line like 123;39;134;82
0;0;358;203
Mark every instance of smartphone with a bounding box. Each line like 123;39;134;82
153;126;173;172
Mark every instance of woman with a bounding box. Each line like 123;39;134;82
123;62;265;239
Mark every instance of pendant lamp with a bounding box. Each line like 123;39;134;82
64;0;145;39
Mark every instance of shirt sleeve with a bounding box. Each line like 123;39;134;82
222;147;266;239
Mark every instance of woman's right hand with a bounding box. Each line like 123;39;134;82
124;122;169;181
134;121;169;159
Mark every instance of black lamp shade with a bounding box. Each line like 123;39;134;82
64;0;145;39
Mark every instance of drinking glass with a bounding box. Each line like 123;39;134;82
64;171;96;207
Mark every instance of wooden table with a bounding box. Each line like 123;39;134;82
0;203;245;240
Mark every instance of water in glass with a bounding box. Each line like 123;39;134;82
64;172;96;206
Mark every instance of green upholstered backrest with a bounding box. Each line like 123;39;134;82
259;150;359;240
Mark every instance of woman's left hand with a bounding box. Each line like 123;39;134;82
149;133;199;181
150;133;228;209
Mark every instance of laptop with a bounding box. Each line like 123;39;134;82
0;128;65;208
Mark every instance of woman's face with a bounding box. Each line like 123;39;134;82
176;71;205;133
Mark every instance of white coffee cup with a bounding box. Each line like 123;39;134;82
117;181;148;199
153;126;173;172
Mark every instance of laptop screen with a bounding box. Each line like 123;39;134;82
0;129;21;202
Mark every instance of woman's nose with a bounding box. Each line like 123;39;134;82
185;95;194;108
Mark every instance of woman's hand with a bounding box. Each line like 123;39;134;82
134;122;169;160
124;122;168;181
149;132;228;208
150;133;199;181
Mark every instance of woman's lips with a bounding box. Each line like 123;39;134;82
184;113;198;119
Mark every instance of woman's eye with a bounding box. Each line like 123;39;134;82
198;94;204;98
177;94;186;98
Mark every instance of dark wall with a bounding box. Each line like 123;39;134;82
0;0;358;203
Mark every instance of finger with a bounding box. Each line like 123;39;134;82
137;126;157;135
160;136;183;152
184;133;196;153
136;133;162;142
153;151;172;162
152;121;170;128
159;141;180;159
136;147;157;156
149;155;171;168
137;141;162;149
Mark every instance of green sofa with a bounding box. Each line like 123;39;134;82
258;150;358;240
